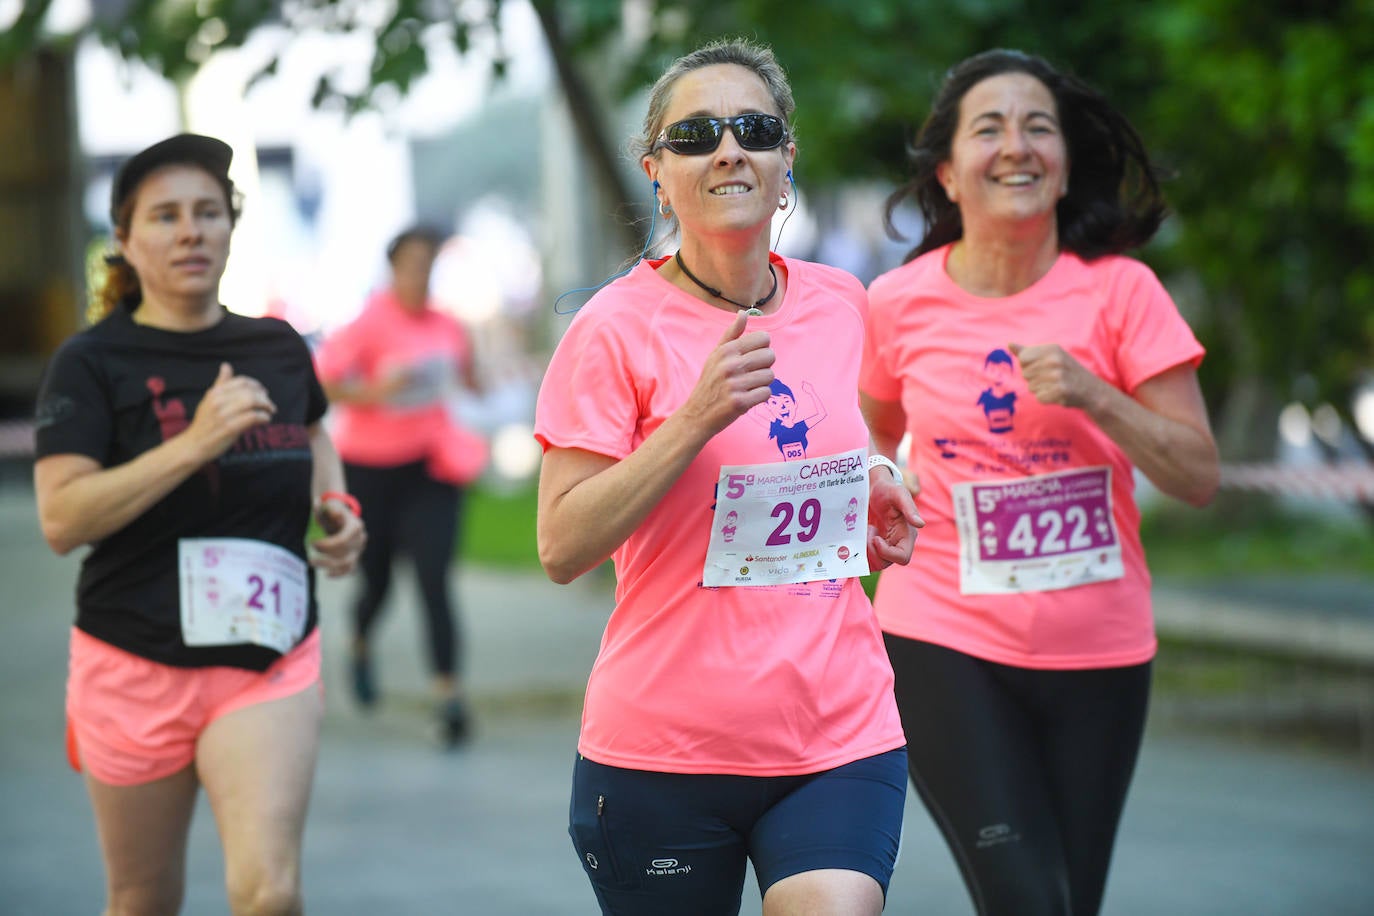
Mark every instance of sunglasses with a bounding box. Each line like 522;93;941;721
652;114;788;155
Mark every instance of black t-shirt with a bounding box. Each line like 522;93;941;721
34;307;328;670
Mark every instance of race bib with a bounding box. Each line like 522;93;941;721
703;448;870;587
951;466;1123;595
179;538;308;653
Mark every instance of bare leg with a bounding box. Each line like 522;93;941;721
197;685;323;916
84;765;200;916
762;868;885;916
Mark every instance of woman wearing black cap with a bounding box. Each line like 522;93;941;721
32;134;366;915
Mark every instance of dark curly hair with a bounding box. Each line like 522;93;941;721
885;49;1167;263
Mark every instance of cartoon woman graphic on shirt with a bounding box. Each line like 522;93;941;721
751;378;827;461
977;348;1018;434
721;510;740;543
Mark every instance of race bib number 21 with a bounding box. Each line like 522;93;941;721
179;538;308;653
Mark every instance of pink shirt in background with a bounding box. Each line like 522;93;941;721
314;289;472;467
861;247;1205;669
535;254;905;776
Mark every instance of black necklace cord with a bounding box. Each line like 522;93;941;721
674;251;778;311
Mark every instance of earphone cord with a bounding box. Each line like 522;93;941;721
552;192;661;315
772;171;798;252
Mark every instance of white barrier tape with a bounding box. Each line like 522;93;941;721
0;422;35;458
1219;462;1374;503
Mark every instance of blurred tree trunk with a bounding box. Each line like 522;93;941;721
0;48;83;412
528;0;636;253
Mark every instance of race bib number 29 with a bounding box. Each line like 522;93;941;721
702;448;871;587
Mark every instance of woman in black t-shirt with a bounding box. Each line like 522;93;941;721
33;134;366;915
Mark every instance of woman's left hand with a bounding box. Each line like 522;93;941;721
867;472;924;571
1008;342;1104;409
309;498;367;577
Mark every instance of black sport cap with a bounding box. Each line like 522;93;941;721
109;133;233;225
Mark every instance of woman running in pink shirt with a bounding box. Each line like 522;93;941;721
536;38;922;916
862;50;1220;915
314;226;484;745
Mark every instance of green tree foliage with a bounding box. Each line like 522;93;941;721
1141;0;1374;451
5;0;1371;451
625;2;1374;451
538;0;1374;451
3;1;509;111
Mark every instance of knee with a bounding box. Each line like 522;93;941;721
107;882;183;916
226;865;302;916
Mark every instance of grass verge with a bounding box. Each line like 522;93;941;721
460;482;541;569
457;483;1374;585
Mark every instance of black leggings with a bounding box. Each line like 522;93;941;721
346;461;465;677
884;635;1151;916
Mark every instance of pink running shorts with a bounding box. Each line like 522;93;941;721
65;627;322;786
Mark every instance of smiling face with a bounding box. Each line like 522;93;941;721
937;72;1068;232
117;164;232;310
642;63;795;241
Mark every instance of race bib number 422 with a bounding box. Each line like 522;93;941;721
951;466;1123;595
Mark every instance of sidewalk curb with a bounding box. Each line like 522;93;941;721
1153;584;1374;669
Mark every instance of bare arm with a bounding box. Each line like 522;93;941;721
309;421;347;500
1086;364;1219;506
320;374;408;407
37;446;206;556
537;426;707;584
34;363;275;554
307;422;366;576
537;311;775;584
1010;344;1219;507
861;391;920;498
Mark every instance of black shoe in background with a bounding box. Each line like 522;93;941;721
351;653;378;709
437;697;472;748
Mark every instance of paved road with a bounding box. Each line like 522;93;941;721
1;483;1371;914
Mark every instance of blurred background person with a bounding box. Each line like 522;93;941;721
32;133;365;915
536;38;921;915
314;224;487;747
861;49;1220;915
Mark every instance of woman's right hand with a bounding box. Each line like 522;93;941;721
681;310;775;440
187;362;276;461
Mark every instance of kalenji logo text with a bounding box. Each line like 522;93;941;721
646;857;692;876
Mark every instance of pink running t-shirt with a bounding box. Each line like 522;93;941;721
536;254;905;776
314;289;472;467
861;247;1204;669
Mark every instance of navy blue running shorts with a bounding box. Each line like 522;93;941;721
568;747;908;915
